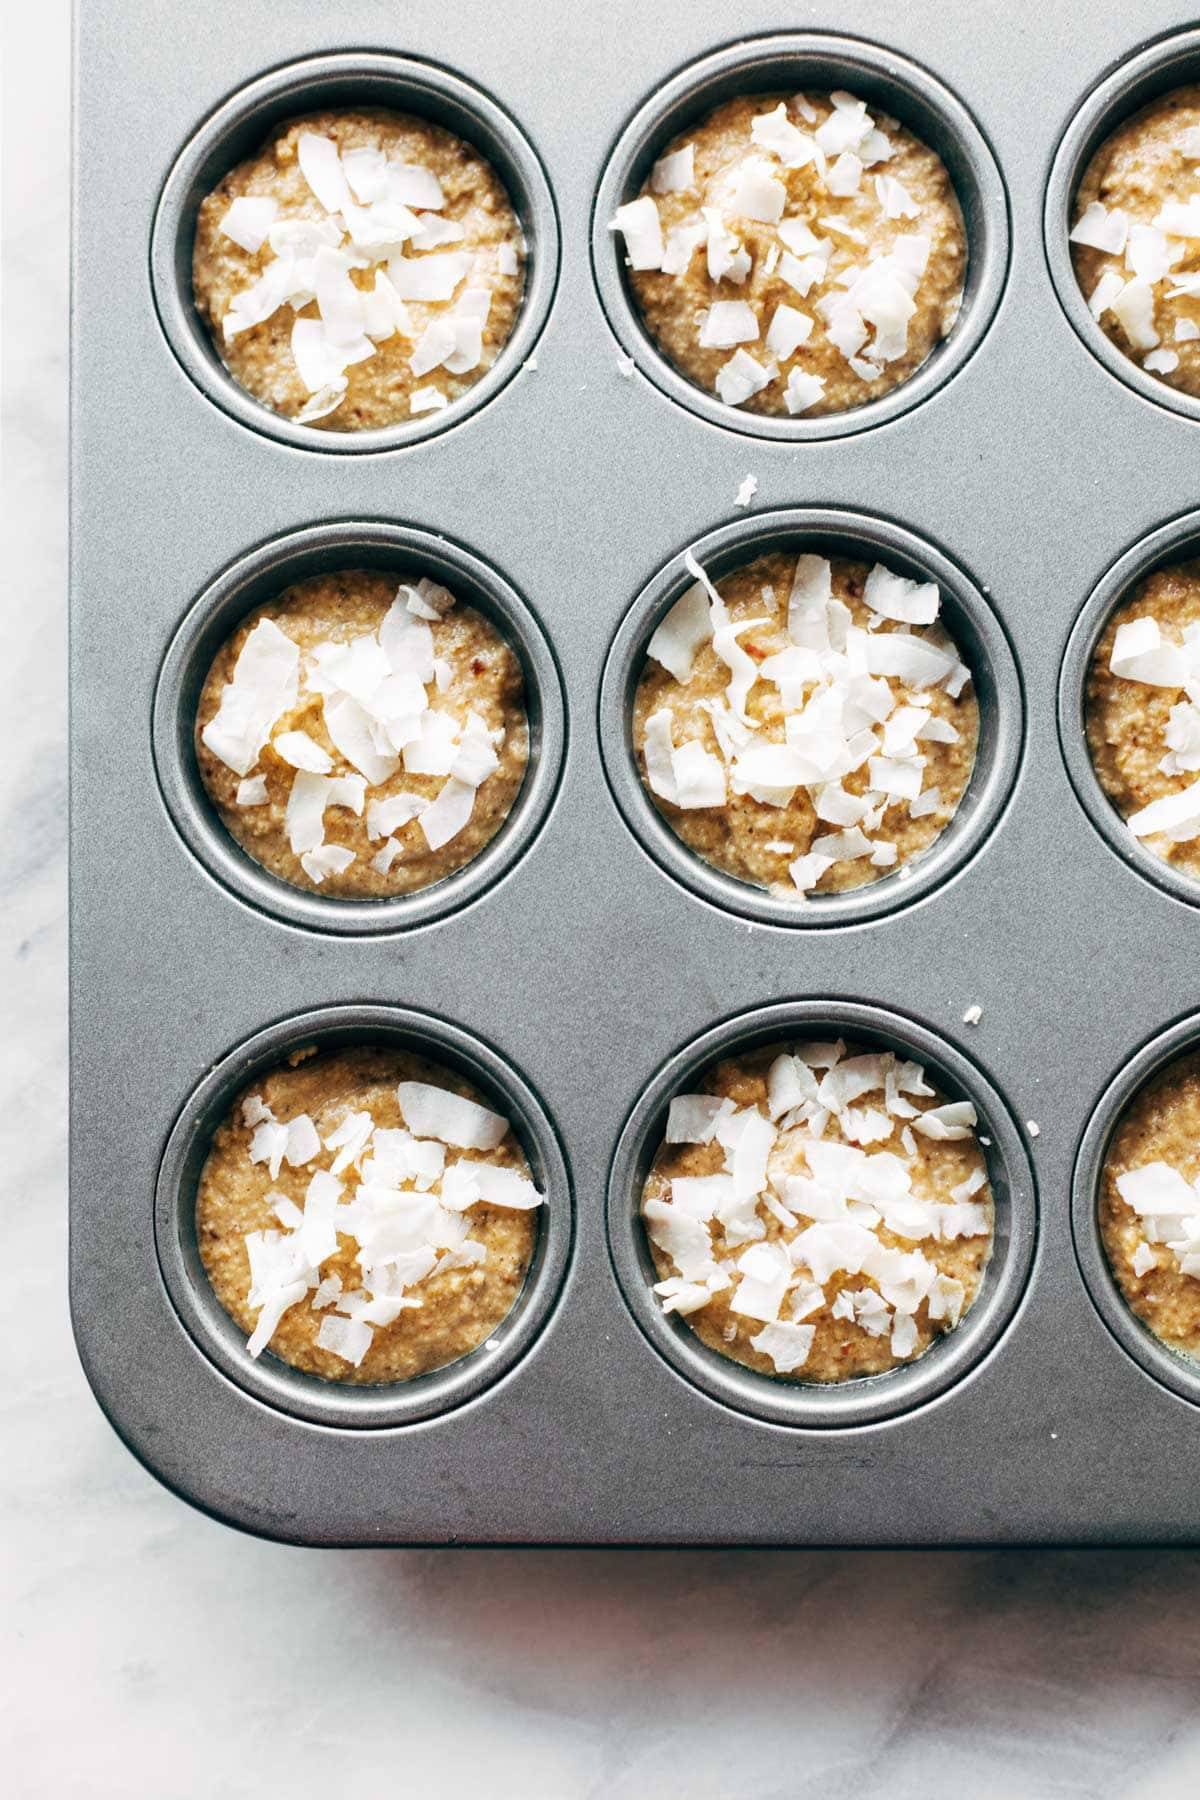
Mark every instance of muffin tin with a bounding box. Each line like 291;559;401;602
70;1;1200;1545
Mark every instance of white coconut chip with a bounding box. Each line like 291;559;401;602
1070;201;1129;255
764;303;814;360
730;1241;792;1322
297;132;354;213
397;1080;507;1151
875;175;919;220
201;619;300;776
751;104;821;168
962;1004;983;1026
315;1313;374;1366
609;195;664;269
1111;279;1160;350
750;1320;816;1372
1176;318;1200;341
651;145;695;193
300;844;355;884
236;775;268;806
864;563;940;625
273;729;333;773
912;1101;977;1141
219;195;279;253
1131;1242;1157;1278
699;300;760;348
1145;348;1180;374
715;348;775;406
728;156;787;223
783;369;825;414
734;474;759;509
419;775;477;850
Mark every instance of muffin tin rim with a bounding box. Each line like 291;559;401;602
1058;504;1200;912
589;27;1011;442
148;47;561;453
153;1001;575;1430
597;504;1025;929
1043;23;1200;425
1072;1007;1200;1409
151;517;567;937
605;996;1039;1430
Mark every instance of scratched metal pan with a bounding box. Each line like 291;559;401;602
69;0;1200;1545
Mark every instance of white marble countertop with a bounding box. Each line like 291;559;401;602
7;6;1200;1792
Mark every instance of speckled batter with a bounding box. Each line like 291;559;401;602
198;1045;538;1384
642;1041;993;1383
193;108;524;430
1072;86;1200;398
632;551;978;896
1100;1049;1200;1359
196;569;528;899
624;91;965;416
1086;560;1200;885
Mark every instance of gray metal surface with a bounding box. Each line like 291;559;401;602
70;0;1200;1546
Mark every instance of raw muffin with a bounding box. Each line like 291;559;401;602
196;568;528;899
197;1044;542;1383
1070;86;1200;397
1086;559;1200;882
609;88;965;416
193;108;525;429
641;1038;993;1382
1099;1048;1200;1359
632;547;978;897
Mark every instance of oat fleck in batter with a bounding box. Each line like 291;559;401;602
198;1045;541;1383
1086;560;1200;882
632;548;977;898
1099;1049;1200;1359
642;1039;993;1382
196;569;528;899
610;89;965;417
192;109;525;429
1071;86;1200;398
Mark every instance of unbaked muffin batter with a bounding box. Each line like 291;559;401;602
193;109;524;429
196;568;528;899
610;89;965;416
641;1038;993;1382
198;1044;542;1382
1099;1048;1200;1360
1071;86;1200;397
1086;559;1200;883
632;548;978;897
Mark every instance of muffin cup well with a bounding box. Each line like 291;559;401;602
598;507;1023;928
150;50;559;451
1044;26;1200;422
152;519;566;935
155;1004;573;1430
1059;507;1200;909
1073;1012;1200;1407
606;999;1037;1429
591;31;1009;440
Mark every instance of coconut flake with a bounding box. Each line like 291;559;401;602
651;145;695;193
397;1080;508;1151
765;303;814;359
750;1319;816;1372
201;620;300;777
297;133;354;213
236;775;268;806
220;195;279;253
419;775;477;850
715;348;775;406
783;368;825;414
1070;201;1129;254
610;195;664;269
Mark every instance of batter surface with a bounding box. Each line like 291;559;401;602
198;1044;541;1384
196;568;528;900
1071;86;1200;398
632;548;978;897
612;89;965;417
193;108;524;430
1099;1048;1200;1360
1086;560;1200;884
641;1038;993;1383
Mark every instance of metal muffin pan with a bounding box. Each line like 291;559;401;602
71;0;1200;1545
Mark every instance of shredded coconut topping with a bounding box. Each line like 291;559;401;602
202;579;511;880
215;129;521;422
641;548;971;894
643;1042;992;1374
230;1077;543;1365
610;88;955;413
